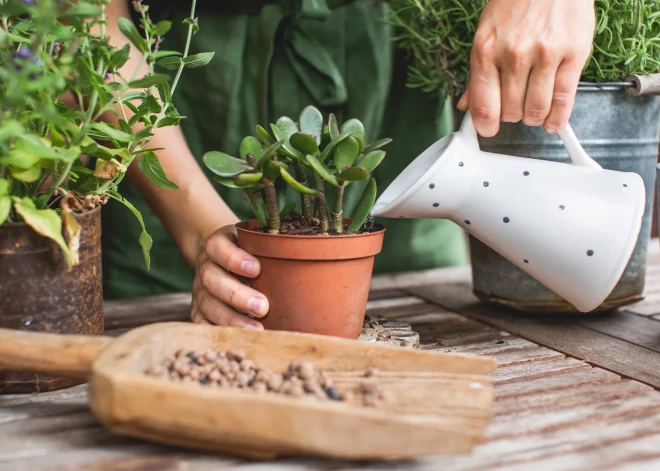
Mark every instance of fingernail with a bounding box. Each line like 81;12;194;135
546;127;557;135
243;322;262;330
248;297;268;316
241;259;259;276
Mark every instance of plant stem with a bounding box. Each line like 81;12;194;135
313;172;329;234
262;179;280;233
332;184;344;233
295;162;312;217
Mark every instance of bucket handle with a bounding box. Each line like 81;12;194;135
459;112;602;170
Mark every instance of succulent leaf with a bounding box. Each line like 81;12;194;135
255;140;285;169
280;167;320;195
203;151;250;177
328;113;339;140
290;132;319;155
319;132;351;162
275;116;299;138
340;118;365;140
234;172;263;187
356;150;386;172
339;166;370;182
348;178;377;234
299;106;324;144
240;136;263;161
334;136;359;170
362;138;392;153
263;159;288;179
256;125;274;146
306;154;338;187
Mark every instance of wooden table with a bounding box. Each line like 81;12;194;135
4;241;660;471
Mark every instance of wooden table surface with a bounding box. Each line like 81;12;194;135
3;241;660;471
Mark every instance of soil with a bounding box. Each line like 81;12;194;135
252;213;383;236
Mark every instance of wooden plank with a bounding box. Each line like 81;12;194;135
494;379;653;416
410;283;660;389
104;293;190;330
488;347;564;367
487;392;660;439
436;337;538;355
493;358;589;384
578;311;660;354
495;368;621;399
366;288;408;301
422;331;517;350
370;264;472;291
482;433;660;471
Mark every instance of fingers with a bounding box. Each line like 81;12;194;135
523;61;557;127
544;59;582;133
205;229;260;278
499;44;532;123
198;259;269;317
468;34;502;137
457;86;469;111
192;294;263;329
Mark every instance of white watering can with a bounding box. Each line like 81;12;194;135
371;112;646;312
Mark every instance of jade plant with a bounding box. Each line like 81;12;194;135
387;0;660;96
202;106;391;235
0;0;211;268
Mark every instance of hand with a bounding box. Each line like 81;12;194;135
191;225;268;328
457;0;595;137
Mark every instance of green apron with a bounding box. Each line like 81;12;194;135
101;0;468;299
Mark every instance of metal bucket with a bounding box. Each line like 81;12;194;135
470;84;660;313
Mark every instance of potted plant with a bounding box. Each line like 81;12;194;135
202;105;390;338
387;0;660;312
0;0;211;392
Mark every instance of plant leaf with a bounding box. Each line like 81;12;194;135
339;166;370;182
290;133;319;155
334;136;359;170
255;140;285;170
348;178;377;234
263;159;288;180
118;17;148;54
234;172;263;188
203;151;250;177
355;136;365;154
108;44;130;70
213;176;240;188
111;196;152;271
183;52;215;68
357;150;386;172
270;123;303;161
13;198;72;267
151;50;182;59
88;122;134;143
0;196;10;225
362;138;392;153
256;125;274;146
306;154;338;187
12;166;41;182
128;73;170;88
151;20;172;37
340;118;365;139
328;113;339;140
157;56;182;70
239;136;263;161
319;132;351;162
244;189;267;227
275;116;299;138
299;105;323;144
64;3;102;17
0;179;9;196
280;168;319;196
138;151;179;189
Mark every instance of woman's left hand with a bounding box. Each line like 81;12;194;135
458;0;596;137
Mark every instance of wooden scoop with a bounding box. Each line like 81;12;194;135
0;322;496;461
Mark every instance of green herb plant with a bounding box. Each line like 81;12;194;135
0;0;212;268
202;105;391;235
387;0;660;96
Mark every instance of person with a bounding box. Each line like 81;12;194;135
101;0;596;328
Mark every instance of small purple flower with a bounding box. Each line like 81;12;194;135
16;48;31;59
31;57;42;66
104;72;110;80
23;0;35;5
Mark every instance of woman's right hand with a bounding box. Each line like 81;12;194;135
190;225;269;328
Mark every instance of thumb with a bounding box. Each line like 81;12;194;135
457;86;469;111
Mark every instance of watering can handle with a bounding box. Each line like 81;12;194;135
459;112;602;170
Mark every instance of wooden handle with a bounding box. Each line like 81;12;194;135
0;328;111;380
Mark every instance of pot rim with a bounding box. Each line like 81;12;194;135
235;219;386;239
0;203;101;229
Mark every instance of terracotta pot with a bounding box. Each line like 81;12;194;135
0;206;103;393
236;220;385;339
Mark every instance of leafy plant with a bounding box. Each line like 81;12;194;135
203;106;391;235
0;0;212;269
387;0;660;96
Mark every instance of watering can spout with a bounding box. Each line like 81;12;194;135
370;201;388;218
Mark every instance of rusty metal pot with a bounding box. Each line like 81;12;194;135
0;206;103;393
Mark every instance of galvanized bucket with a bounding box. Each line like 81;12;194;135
470;84;660;313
